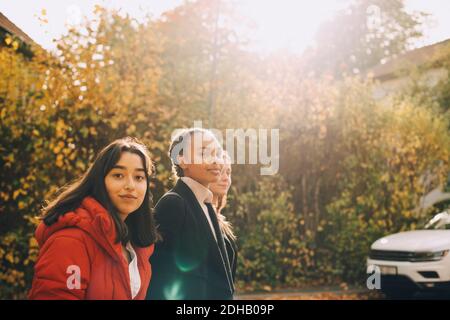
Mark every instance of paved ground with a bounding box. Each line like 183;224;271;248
236;287;383;300
236;287;450;300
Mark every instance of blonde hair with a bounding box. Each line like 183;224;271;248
214;152;236;241
216;195;236;241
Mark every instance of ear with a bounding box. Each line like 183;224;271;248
178;155;187;170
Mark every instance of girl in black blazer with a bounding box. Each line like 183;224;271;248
147;128;234;300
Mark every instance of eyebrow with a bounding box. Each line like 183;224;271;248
201;145;221;151
112;165;146;172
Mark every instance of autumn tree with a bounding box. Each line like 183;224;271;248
304;0;427;77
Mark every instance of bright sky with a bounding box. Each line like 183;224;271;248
1;0;449;53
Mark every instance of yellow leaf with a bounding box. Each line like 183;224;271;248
5;252;14;264
126;124;136;135
56;154;64;167
262;285;272;292
13;190;21;200
0;192;9;201
29;237;38;248
18;201;25;209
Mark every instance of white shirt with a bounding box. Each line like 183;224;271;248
180;177;217;242
125;242;141;299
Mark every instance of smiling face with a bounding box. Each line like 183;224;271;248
179;131;224;187
209;163;231;197
104;151;149;221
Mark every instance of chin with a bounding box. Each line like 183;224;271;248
203;177;216;184
118;206;138;216
209;175;221;182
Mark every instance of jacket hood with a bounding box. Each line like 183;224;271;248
35;196;123;261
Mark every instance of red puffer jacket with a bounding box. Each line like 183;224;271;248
28;196;154;300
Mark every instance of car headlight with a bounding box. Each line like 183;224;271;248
411;250;449;262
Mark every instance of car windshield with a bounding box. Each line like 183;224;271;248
424;211;450;230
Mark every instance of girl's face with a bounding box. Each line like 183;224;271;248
180;132;224;187
209;163;231;197
104;152;149;220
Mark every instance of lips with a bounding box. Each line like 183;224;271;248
208;169;221;175
119;194;137;199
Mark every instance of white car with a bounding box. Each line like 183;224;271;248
367;210;450;298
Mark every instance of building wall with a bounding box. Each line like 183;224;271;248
372;67;448;100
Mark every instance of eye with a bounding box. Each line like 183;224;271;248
135;175;145;182
112;173;123;179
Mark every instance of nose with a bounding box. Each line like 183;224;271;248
214;152;225;165
208;153;223;166
211;156;220;165
124;176;135;191
214;159;224;171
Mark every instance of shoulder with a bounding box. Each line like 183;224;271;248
48;227;94;243
40;228;96;259
45;228;89;244
32;229;93;281
155;191;186;216
154;191;188;235
156;191;185;206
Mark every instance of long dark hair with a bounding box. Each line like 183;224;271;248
42;137;159;247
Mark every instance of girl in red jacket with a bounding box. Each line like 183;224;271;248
29;137;159;300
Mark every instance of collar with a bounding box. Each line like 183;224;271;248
180;176;213;204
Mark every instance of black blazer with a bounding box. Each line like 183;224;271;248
147;179;234;300
224;235;237;283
